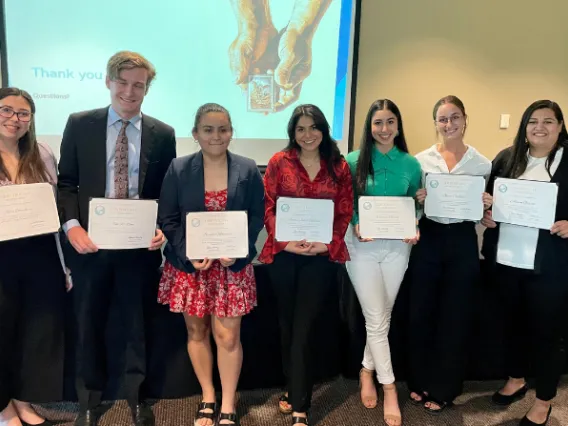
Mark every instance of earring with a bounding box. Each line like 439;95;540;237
525;137;529;144
194;138;199;144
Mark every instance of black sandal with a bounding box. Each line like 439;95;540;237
279;394;293;414
408;390;428;406
218;412;239;425
292;415;308;425
423;397;453;415
194;402;216;426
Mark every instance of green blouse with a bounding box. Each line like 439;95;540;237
346;145;422;225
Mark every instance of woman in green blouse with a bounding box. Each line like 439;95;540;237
345;99;421;426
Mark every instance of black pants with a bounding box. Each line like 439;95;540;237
407;218;480;402
267;252;337;412
0;235;66;410
496;264;568;401
71;248;159;409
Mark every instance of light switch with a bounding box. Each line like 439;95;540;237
500;114;510;129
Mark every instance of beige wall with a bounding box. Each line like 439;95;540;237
353;0;568;160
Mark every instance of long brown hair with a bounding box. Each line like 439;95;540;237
504;100;568;179
285;104;343;183
0;87;49;183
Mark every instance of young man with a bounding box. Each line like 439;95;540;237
57;51;176;426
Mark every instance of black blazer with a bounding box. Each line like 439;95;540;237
481;146;568;273
57;107;177;266
158;151;265;273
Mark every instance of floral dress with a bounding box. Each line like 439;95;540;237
158;189;257;317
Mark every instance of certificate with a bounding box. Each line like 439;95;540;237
358;196;416;239
424;173;485;220
492;178;558;229
88;198;158;249
0;183;60;242
186;211;249;260
275;197;334;244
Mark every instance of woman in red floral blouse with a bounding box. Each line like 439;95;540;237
259;104;353;426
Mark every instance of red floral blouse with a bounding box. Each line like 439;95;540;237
259;149;354;264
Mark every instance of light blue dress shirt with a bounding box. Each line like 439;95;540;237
63;106;143;232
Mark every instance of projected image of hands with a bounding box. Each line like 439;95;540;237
228;0;332;113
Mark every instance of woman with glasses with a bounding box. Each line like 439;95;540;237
482;100;568;426
0;87;68;426
406;95;492;414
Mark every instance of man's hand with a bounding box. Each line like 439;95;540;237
67;226;98;254
148;229;166;251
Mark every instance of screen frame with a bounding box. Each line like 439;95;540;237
0;0;362;158
0;0;8;85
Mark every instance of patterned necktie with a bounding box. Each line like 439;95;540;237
114;119;130;199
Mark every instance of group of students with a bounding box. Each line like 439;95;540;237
0;50;566;426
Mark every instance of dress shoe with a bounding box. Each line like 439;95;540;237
491;383;529;406
131;403;155;426
519;405;552;426
20;420;54;426
74;409;97;426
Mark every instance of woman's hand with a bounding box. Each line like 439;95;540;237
284;240;315;255
354;224;373;242
308;242;329;254
190;258;214;270
481;210;497;228
415;188;427;205
403;229;420;245
482;192;493;210
219;258;236;267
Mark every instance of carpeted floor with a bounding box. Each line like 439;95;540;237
37;377;568;426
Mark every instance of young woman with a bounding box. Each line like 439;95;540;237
0;87;67;426
407;95;492;414
345;99;421;426
157;103;265;426
481;100;568;426
259;104;353;426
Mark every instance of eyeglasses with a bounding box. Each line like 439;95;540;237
0;106;33;122
436;115;463;125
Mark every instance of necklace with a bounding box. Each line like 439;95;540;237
300;154;320;168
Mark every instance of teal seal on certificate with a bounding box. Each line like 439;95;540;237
94;205;105;216
280;203;290;213
498;184;508;193
429;180;439;189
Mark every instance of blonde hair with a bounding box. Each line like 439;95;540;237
106;51;156;91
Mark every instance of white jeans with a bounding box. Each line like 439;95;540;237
345;225;411;384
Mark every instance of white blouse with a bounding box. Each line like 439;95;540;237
497;148;563;270
416;144;492;224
